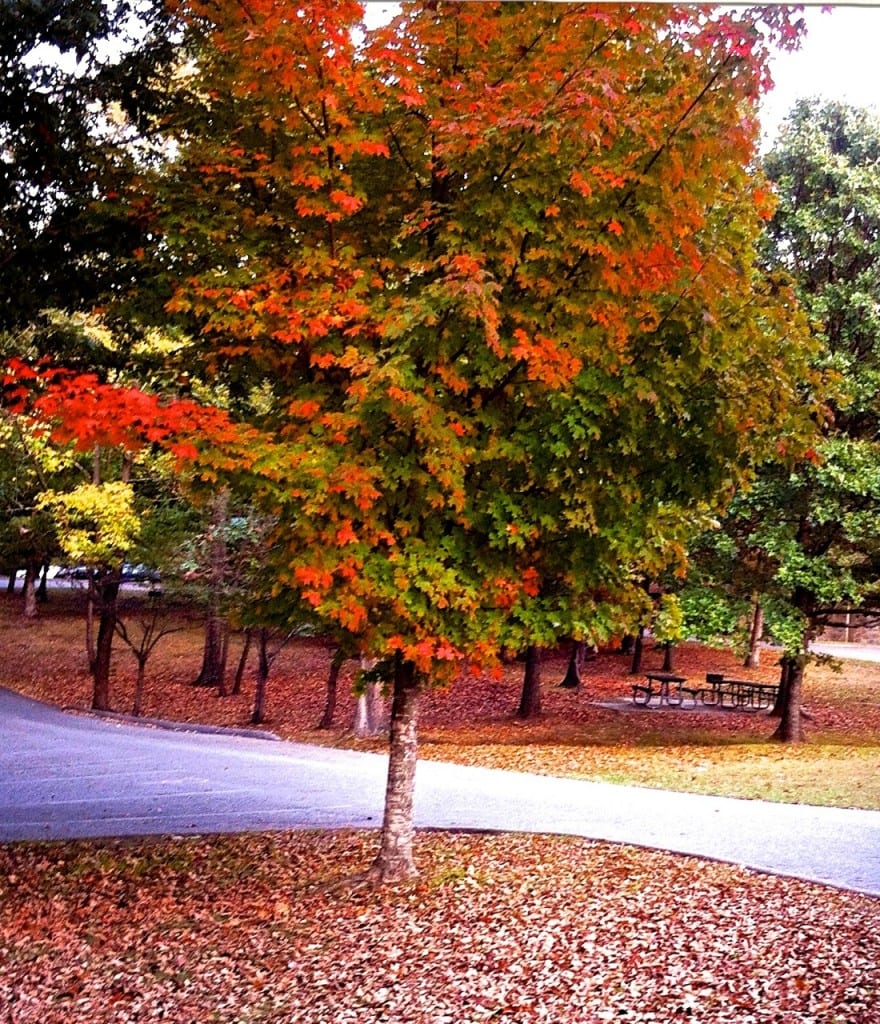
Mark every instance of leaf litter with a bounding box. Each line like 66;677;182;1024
1;831;878;1024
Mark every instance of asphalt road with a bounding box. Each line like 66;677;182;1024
810;640;880;663
1;687;879;896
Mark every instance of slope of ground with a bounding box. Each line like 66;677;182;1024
2;589;878;810
2;591;879;1022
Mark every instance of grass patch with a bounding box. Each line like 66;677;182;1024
418;737;880;809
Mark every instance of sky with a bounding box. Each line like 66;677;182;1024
762;4;880;144
363;2;880;147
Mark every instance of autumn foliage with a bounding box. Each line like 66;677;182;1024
143;1;816;675
3;2;820;878
1;358;256;470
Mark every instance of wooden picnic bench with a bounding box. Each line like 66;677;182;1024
631;672;702;708
631;672;778;711
700;674;779;711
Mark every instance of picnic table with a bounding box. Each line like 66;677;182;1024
701;675;779;711
631;672;778;711
631;672;695;708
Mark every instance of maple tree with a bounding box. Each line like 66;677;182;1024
1;2;818;879
124;0;818;880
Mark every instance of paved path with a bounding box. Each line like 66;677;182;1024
810;640;880;663
1;687;878;896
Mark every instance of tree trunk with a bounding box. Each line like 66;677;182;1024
21;563;38;619
36;564;49;603
772;657;806;743
232;627;253;696
194;613;229;689
6;570;17;594
85;579;96;669
251;629;270;724
629;627;645;675
218;623;231;696
368;659;421;884
318;646;346;729
661;641;676;672
744;600;764;668
770;657;792;718
92;573;120;712
516;645;542;718
353;681;387;737
193;488;229;690
559;641;584;690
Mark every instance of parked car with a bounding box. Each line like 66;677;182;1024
120;563;161;584
55;565;91;580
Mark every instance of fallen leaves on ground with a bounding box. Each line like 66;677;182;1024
1;830;878;1024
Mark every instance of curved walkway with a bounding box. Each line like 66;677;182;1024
1;687;878;897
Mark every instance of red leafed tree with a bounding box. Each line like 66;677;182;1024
0;360;257;709
22;2;816;881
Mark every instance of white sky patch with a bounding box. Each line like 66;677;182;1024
762;4;880;143
363;2;400;29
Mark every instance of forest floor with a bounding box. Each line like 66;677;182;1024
2;589;879;1023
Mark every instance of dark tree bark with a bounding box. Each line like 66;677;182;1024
559;641;584;690
194;609;229;690
6;571;17;594
193;489;230;691
318;646;346;729
36;564;49;603
249;627;299;724
661;641;675;672
629;627;645;675
744;600;764;668
771;587;812;741
91;572;120;712
232;627;253;696
85;578;96;666
770;657;792;718
772;657;806;742
516;645;542;718
131;657;148;717
368;658;420;884
251;628;270;724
